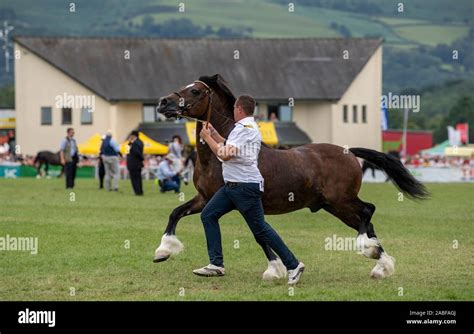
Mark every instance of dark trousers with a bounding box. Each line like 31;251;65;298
160;175;181;193
98;161;105;188
65;162;77;189
128;167;143;195
200;182;299;269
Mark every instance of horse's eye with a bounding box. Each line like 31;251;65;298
191;89;200;95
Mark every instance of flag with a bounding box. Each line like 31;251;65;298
381;106;388;130
456;123;469;144
447;126;461;147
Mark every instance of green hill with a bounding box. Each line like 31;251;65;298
1;0;473;109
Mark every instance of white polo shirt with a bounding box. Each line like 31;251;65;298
221;116;264;191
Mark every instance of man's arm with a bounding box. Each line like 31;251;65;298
111;139;120;154
206;122;226;144
59;139;66;165
201;128;237;161
163;163;177;178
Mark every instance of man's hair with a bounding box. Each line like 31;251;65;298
130;130;139;137
67;128;74;134
236;95;256;116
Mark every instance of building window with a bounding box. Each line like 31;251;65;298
362;105;367;123
266;104;292;122
81;107;93;125
343;105;348;123
143;104;158;122
62;108;72;125
279;105;292;122
352;105;358;123
267;104;279;121
41;107;52;125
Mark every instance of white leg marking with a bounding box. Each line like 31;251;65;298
357;233;380;259
154;234;184;259
262;258;287;281
370;252;396;279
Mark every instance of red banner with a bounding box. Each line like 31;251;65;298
456;123;469;144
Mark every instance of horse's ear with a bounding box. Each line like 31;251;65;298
198;73;236;104
199;74;221;86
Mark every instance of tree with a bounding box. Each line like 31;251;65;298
434;96;474;143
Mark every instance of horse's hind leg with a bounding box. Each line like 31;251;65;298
324;198;395;279
358;200;395;279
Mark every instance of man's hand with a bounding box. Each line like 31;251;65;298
61;158;66;166
200;127;212;142
204;122;225;143
204;122;216;134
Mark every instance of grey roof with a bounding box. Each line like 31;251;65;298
14;36;382;102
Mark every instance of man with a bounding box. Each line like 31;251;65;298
100;130;120;191
126;130;144;196
60;128;79;189
195;95;305;285
98;155;105;189
157;154;181;193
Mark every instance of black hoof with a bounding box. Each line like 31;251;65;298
153;255;170;263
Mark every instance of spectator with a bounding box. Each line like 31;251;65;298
168;135;184;173
126;130;144;196
100;130;121;191
157;154;181;193
60;128;78;189
98;155;105;189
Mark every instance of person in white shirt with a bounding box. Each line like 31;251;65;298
157;154;181;193
194;95;305;285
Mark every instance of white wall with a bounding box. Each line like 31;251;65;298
14;43;143;155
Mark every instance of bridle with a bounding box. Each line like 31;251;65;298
172;80;213;129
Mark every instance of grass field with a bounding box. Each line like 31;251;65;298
0;179;473;301
394;24;470;46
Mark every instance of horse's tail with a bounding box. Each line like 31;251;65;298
33;152;41;166
350;147;429;200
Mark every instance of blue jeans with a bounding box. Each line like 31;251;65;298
160;175;180;193
200;182;299;270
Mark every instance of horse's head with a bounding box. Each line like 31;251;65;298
157;74;235;121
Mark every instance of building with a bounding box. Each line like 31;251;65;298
383;129;433;155
14;37;382;155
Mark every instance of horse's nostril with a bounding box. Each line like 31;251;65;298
160;98;168;106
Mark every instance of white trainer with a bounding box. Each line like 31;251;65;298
287;262;305;285
193;264;225;277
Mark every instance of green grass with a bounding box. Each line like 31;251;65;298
132;0;339;38
0;179;473;301
394;24;470;46
375;17;429;26
3;0;472;47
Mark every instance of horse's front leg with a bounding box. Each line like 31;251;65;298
153;194;207;263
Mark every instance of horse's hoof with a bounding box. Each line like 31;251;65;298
153;254;170;263
370;253;395;279
262;259;287;280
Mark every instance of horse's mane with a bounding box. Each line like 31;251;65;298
198;74;236;111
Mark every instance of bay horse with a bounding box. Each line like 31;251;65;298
34;151;64;178
154;74;428;280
